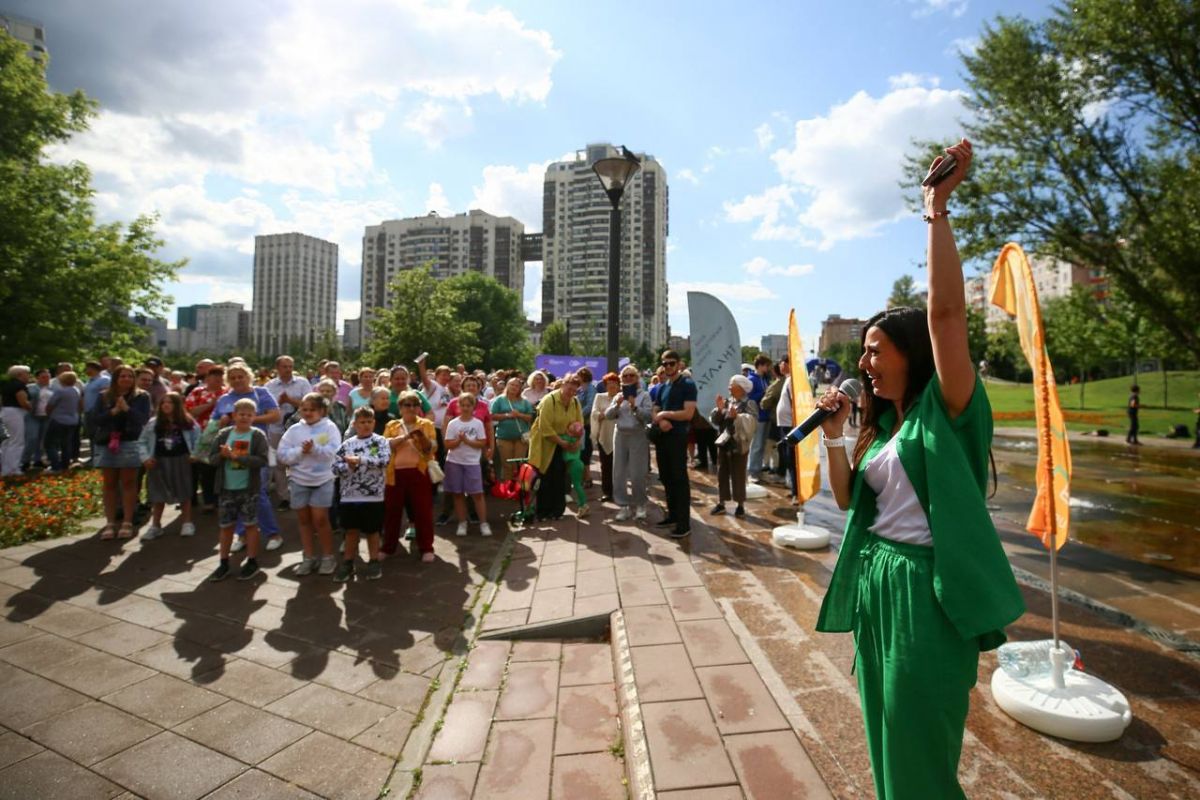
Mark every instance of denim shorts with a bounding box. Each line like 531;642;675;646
289;479;334;509
219;491;257;527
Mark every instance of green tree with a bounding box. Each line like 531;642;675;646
365;266;481;368
887;274;926;310
1043;286;1107;406
985;319;1025;382
0;34;181;367
907;0;1200;359
966;304;988;368
540;319;569;356
740;346;761;365
442;271;532;370
620;336;657;373
821;341;861;374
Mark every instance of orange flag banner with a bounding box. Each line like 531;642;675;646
789;310;821;503
989;243;1072;550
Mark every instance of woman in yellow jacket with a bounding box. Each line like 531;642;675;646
527;374;583;520
381;390;438;563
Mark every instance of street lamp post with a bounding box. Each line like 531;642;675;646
592;146;642;375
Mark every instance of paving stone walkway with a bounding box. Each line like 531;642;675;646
0;508;506;800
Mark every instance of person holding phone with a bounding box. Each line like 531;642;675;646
813;139;1024;799
605;365;653;521
589;372;622;502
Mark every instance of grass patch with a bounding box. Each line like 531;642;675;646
1;469;103;548
985;371;1200;434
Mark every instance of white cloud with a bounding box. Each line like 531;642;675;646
947;36;981;57
742;257;815;278
524;263;543;322
911;0;968;18
676;168;700;185
754;123;775;150
671;280;775;304
727;83;967;249
337;300;362;327
424;183;454;216
47;0;561;318
887;73;940;90
469;162;550;228
175;273;254;306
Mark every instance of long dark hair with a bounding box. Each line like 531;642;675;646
852;307;935;468
155;391;195;433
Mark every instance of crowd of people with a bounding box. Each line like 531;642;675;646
3;348;829;577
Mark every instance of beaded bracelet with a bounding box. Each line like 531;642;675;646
822;435;847;449
923;209;951;223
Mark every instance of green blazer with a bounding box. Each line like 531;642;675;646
815;375;1025;651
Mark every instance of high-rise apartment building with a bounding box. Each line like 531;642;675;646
360;210;524;334
542;143;669;349
1;13;47;60
252;233;338;356
964;255;1102;332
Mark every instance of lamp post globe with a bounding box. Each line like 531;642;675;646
591;147;642;375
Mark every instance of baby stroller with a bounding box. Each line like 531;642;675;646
494;460;540;524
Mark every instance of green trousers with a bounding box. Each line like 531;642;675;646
854;535;980;800
564;456;587;506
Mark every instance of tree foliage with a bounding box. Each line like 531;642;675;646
887;275;926;310
442;271;532;371
0;32;182;367
364;266;482;368
539;320;569;357
908;0;1200;358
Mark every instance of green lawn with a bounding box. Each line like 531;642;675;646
984;371;1200;435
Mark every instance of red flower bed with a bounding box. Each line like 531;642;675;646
0;470;103;548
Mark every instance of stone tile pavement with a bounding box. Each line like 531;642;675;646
0;507;507;800
0;473;834;799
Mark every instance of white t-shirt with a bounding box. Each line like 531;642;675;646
445;416;485;466
863;436;933;546
427;382;452;426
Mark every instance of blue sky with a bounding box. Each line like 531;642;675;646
21;0;1055;353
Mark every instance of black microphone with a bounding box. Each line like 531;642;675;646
785;378;863;443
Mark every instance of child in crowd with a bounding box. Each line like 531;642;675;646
333;406;391;581
317;378;349;434
444;392;492;537
138;392;200;539
277;392;340;576
561;420;589;517
209;398;268;581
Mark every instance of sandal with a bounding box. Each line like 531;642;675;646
117;523;135;539
98;524;116;540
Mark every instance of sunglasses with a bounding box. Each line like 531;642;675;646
661;360;678;367
400;401;419;407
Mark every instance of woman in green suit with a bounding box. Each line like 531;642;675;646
814;139;1024;800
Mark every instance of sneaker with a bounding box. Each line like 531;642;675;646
734;504;746;518
142;524;164;541
710;503;726;516
333;561;354;583
654;518;677;528
231;537;246;553
362;560;383;580
634;506;648;521
208;562;231;582
480;522;493;537
237;560;260;581
294;556;319;576
405;526;416;541
436;513;451;527
670;527;691;539
180;522;196;537
318;555;337;575
265;536;283;551
577;504;590;518
614;507;632;522
421;551;435;564
455;521;469;537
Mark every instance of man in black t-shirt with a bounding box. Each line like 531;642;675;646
651;350;697;539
